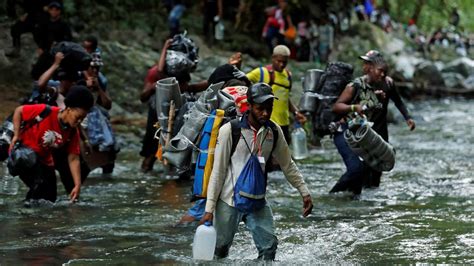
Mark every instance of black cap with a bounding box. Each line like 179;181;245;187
247;83;277;104
359;50;383;62
48;1;62;9
64;85;94;111
208;64;251;86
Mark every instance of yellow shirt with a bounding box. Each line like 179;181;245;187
246;66;292;126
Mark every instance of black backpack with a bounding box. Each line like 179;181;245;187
312;62;354;137
50;41;92;74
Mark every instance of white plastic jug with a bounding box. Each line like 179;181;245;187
291;123;309;160
192;222;217;260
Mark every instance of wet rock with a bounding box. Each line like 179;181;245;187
462;75;474;90
384;38;405;54
442;57;474;77
441;72;465;88
413;61;444;86
392;54;424;81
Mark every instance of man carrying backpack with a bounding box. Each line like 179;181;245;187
246;45;306;144
330;50;416;197
200;83;313;260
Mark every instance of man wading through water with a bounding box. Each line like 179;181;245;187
330;50;416;197
201;83;313;260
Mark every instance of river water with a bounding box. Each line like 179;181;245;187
0;99;473;264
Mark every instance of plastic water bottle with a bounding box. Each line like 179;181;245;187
291;123;309;160
0;162;19;195
214;21;225;41
192;222;216;260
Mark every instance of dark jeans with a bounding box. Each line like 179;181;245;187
331;128;369;195
214;200;278;260
53;150;91;194
365;168;382;188
140;107;159;158
19;163;57;202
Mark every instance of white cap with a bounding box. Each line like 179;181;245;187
272;45;291;56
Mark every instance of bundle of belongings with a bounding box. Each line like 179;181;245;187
154;64;250;203
166;32;199;78
298;62;354;137
156;81;249;172
344;115;395;172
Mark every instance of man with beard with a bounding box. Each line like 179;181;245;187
200;83;313;260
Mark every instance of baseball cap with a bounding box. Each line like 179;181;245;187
247;83;277;104
48;1;62;9
359;50;383;62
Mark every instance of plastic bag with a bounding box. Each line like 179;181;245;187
165;50;197;77
7;142;37;176
169;33;199;62
86;106;115;152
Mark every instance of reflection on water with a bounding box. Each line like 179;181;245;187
0;99;473;264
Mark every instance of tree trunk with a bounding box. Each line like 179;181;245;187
382;0;390;12
411;0;425;23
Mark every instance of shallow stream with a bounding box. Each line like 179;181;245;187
0;99;473;264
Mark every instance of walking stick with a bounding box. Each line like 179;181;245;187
163;100;175;166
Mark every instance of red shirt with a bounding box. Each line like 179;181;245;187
20;104;80;166
145;65;160;84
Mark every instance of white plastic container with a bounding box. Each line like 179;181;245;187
192;222;216;260
214;21;225;40
291;123;309;160
0;162;18;195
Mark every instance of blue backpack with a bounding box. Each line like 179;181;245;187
232;119;278;213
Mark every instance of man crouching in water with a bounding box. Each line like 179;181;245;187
200;83;313;260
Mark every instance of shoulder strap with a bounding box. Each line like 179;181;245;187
263;120;279;175
285;69;292;90
229;118;241;157
266;65;292;89
20;105;52;131
229;118;279;157
265;65;275;87
268;121;279;156
351;77;364;104
258;67;265;83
